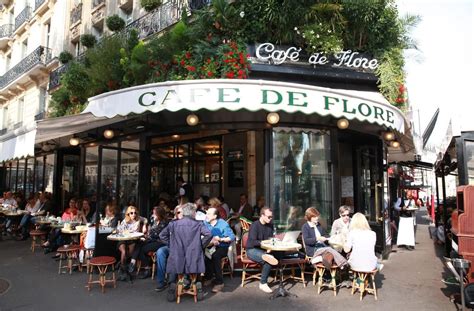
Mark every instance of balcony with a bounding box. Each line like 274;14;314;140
70;3;82;27
14;6;31;34
70;24;81;43
119;0;133;11
0;128;6;136
91;1;106;29
48;62;69;91
13;121;22;130
34;0;49;15
0;46;52;92
0;24;12;49
34;111;45;121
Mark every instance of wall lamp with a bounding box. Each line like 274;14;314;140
69;137;80;146
103;129;115;139
337;118;349;130
186;114;199;126
266;112;280;125
383;131;395;141
390;140;400;148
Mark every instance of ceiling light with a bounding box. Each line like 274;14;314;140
69;137;80;146
172;134;180;139
337;118;349;130
390;140;400;148
266;112;280;125
186;114;199;126
103;129;115;139
383;131;395;141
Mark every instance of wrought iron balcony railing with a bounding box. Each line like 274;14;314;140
35;0;46;11
34;112;45;121
48;62;69;90
70;3;82;25
14;6;31;32
0;24;13;38
0;128;6;136
0;46;52;90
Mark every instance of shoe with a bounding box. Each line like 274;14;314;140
167;283;176;302
128;262;136;273
259;283;272;293
262;254;278;265
311;255;323;265
139;269;152;279
377;263;384;272
155;283;168;292
212;284;224;293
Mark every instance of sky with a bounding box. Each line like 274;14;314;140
397;0;473;150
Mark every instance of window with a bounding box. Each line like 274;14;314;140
6;54;11;71
272;128;332;232
17;98;24;124
466;140;474;185
1;106;8;129
74;42;81;57
38;87;46;115
45;22;51;49
21;40;28;59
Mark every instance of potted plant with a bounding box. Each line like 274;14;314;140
80;34;97;49
141;0;162;12
106;14;126;32
58;51;73;64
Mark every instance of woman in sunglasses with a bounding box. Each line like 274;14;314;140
330;205;352;252
117;206;143;271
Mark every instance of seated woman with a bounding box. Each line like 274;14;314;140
101;203;121;228
329;205;352;252
302;207;347;269
343;213;382;272
129;206;169;278
209;197;227;220
18;192;41;240
77;198;94;223
43;198;80;253
116;205;143;273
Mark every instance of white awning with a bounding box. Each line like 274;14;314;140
0;129;36;162
35;113;128;144
84;79;407;134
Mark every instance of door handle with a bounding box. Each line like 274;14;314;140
377;216;384;222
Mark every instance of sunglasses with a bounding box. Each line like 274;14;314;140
266;215;273;219
128;212;137;215
341;214;350;217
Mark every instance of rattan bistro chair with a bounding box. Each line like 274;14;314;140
240;232;262;287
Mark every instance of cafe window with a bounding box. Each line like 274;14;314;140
120;150;139;208
4;162;12;190
10;160;18;191
272;128;332;232
44;154;55;193
84;146;99;199
35;156;44;192
25;157;34;197
101;148;118;204
16;159;26;193
466;140;474;185
193;139;221;198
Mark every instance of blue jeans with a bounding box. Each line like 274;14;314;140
155;246;176;286
247;248;276;284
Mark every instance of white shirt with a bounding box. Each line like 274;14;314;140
308;221;322;239
3;198;17;207
344;229;378;272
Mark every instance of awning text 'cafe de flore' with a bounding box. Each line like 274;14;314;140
3;43;414;257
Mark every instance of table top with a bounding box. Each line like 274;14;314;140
61;226;88;234
405;207;419;211
1;210;27;217
260;239;301;252
107;232;144;241
35;219;52;225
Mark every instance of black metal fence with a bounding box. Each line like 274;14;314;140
14;6;31;31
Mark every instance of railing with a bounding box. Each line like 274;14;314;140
13;122;22;129
93;0;105;8
0;46;52;90
0;24;13;38
34;0;46;11
14;6;31;32
70;3;82;25
0;128;6;136
49;0;211;90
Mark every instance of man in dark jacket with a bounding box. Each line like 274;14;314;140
159;203;212;300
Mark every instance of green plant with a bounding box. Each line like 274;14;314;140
58;51;73;64
140;0;162;12
296;23;343;54
80;34;97;48
106;14;126;32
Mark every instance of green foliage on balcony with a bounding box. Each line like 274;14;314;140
80;34;97;49
106;14;126;32
141;0;163;12
49;0;418;117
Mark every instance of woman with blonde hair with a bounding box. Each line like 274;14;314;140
344;213;381;271
117;206;143;276
209;197;227;219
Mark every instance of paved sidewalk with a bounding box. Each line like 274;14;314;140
0;210;458;311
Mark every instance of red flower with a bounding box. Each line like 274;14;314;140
399;84;405;93
206;58;212;64
180;60;185;66
226;72;235;78
238;69;245;76
186;65;196;72
185;52;191;59
207;71;214;77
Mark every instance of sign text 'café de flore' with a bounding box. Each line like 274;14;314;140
83;79;405;134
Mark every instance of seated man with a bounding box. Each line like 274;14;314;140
159;203;212;301
245;207;279;293
204;207;235;293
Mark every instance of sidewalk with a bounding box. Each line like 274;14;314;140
0;210;458;311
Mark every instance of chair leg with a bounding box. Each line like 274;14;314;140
351;273;357;295
372;273;378;300
317;267;324;294
241;266;246;287
331;268;337;296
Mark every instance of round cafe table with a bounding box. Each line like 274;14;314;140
261;239;301;299
106;232;144;242
61;226;88;244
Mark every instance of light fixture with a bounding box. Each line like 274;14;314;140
103;129;115;139
390;140;400;148
266;112;280;125
383;131;395;141
42;144;51;152
186;114;199;126
337;118;349;129
69;137;80;146
172;134;180;139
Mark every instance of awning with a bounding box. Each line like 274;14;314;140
35;113;128;144
83;79;407;134
0;128;36;162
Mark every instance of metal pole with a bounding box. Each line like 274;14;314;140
435;174;440;227
460;265;465;311
441;166;449;257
